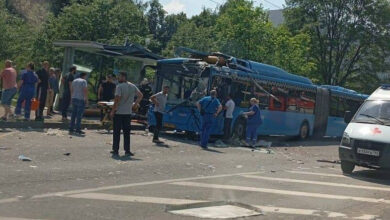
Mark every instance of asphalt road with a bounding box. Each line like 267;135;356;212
0;128;389;220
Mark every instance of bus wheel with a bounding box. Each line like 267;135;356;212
341;161;355;174
233;118;246;140
185;131;198;141
299;122;309;140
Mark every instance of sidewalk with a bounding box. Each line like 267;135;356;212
0;106;102;129
0;106;147;130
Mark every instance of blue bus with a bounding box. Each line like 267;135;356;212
147;51;367;139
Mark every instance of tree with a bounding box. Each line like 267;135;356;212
215;0;273;61
163;21;217;57
285;0;390;89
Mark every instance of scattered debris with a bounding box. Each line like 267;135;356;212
317;159;341;164
18;155;32;162
63;153;71;156
46;129;64;136
270;170;276;173
214;140;228;148
29;165;37;168
236;165;243;169
256;140;272;148
0;147;10;150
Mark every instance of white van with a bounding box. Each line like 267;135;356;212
339;85;390;174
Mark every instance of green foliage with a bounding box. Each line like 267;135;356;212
285;0;390;90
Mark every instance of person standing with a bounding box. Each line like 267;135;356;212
243;98;262;147
150;85;169;143
46;67;58;116
98;74;116;120
35;61;50;121
223;94;235;143
61;66;76;121
69;72;88;135
15;62;38;121
0;60;17;121
110;72;143;157
197;90;222;149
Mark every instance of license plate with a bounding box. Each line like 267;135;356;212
357;148;380;157
164;123;176;129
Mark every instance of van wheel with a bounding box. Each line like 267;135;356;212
233;118;246;140
341;160;355;174
299;122;309;140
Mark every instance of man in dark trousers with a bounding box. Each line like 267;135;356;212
35;61;50;121
110;72;143;157
98;74;116;120
150;85;169;143
197;90;222;149
61;66;76;121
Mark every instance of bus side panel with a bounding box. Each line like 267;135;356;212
260;111;315;136
163;105;202;132
325;116;346;137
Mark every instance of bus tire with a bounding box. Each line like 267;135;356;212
299;121;309;140
233;117;246;140
341;160;355;174
185;131;198;141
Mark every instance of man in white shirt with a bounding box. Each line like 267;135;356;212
223;94;235;142
150;85;169;143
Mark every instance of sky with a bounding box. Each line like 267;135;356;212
160;0;286;17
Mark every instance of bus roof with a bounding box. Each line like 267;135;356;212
158;57;367;100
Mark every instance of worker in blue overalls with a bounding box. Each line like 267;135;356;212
197;90;222;149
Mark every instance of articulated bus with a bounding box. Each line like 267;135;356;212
147;51;368;139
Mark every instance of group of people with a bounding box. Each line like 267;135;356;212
197;90;262;149
1;59;262;157
0;60;89;134
0;60;60;121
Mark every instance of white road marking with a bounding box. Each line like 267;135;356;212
67;193;206;205
287;170;347;178
171;181;390;204
0;218;45;220
65;193;377;219
0;171;262;204
241;175;390;191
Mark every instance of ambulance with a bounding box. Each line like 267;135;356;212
339;85;390;174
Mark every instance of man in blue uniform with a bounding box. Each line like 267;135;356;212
197;90;222;149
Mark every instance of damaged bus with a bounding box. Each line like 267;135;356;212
147;48;367;139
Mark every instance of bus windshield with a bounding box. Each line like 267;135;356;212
161;74;208;105
353;100;390;125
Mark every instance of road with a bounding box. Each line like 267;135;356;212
0;128;389;220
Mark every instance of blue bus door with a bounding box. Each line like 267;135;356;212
313;88;329;137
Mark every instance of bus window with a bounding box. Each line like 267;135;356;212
254;85;270;110
287;89;299;112
345;99;361;114
269;86;288;111
230;80;251;108
299;91;316;114
338;97;346;117
330;96;339;117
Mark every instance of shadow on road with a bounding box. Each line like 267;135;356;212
111;155;142;161
348;169;390;186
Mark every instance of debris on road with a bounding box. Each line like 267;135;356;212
18;155;32;161
256;140;272;148
46;129;64;136
214;140;228;148
236;165;243;169
317;159;341;164
63;153;71;156
0;147;10;150
29;165;37;168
